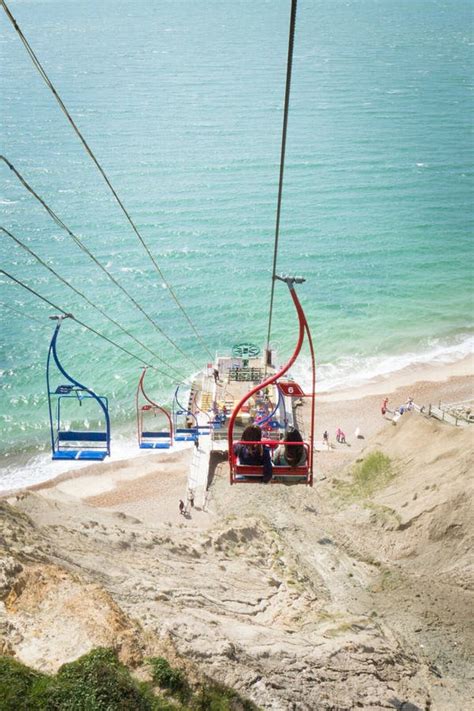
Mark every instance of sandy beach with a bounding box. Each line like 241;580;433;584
17;354;472;522
1;356;473;710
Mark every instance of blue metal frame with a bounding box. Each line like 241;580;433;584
46;320;111;460
172;385;199;441
254;386;286;430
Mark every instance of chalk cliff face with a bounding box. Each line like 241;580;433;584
0;415;473;711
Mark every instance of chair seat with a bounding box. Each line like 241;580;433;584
234;464;308;476
53;449;108;461
232;463;309;484
139;442;171;449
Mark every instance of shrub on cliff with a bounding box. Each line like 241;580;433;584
0;649;259;711
147;656;191;701
0;656;47;711
191;679;259;710
0;649;173;711
334;450;394;500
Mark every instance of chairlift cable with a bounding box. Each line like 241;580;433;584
0;268;183;383
1;225;186;380
265;0;298;358
0;301;48;326
1;0;213;361
1;156;200;370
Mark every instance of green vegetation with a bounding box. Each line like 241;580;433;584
190;680;259;710
147;657;190;702
0;649;260;711
334;451;395;500
0;656;47;711
0;648;166;711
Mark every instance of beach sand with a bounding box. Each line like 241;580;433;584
1;357;473;709
14;355;472;523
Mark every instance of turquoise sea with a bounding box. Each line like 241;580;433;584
1;0;473;488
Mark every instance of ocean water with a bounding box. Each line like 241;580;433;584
1;0;473;487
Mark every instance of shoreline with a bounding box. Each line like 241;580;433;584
317;353;473;402
0;354;472;499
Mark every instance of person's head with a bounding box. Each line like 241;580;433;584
284;428;304;465
285;428;303;444
242;424;262;442
242;424;262;454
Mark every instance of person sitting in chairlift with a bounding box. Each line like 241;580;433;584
234;424;272;482
272;428;307;467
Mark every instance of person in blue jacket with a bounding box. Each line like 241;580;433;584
234;423;272;483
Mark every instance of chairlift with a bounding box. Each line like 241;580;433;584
136;367;173;449
172;385;198;441
46;315;111;460
228;276;315;485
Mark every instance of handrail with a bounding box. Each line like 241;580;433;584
191;389;213;425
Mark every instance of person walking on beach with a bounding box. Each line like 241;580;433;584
179;500;185;515
381;397;389;416
323;430;329;450
188;489;195;508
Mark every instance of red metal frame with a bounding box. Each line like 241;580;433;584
136;367;174;446
233;440;310;481
227;278;315;485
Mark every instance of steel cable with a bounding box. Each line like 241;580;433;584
0;301;48;326
265;0;298;354
1;225;187;381
1;0;213;361
1;156;201;370
0;268;185;383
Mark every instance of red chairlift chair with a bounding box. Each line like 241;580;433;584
227;275;315;485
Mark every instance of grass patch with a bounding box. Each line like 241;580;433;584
334;451;394;500
147;657;190;702
0;649;260;711
191;679;259;710
0;656;47;711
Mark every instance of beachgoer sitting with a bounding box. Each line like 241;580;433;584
234;424;272;482
272;428;307;467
